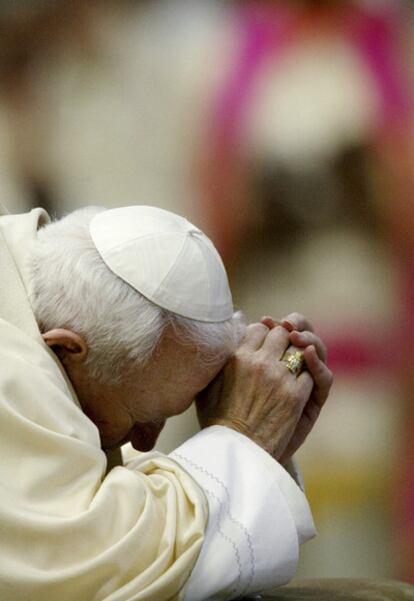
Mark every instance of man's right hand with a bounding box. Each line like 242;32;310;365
196;318;332;462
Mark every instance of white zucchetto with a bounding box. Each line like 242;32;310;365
89;206;233;322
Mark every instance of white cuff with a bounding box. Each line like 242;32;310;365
170;426;316;601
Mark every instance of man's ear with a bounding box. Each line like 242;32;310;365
42;329;88;363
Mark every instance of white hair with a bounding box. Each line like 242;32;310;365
26;207;245;384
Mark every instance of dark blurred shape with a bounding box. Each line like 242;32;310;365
0;2;95;91
251;144;380;251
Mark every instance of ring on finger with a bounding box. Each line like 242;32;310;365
281;350;305;377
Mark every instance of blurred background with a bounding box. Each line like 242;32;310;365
2;0;414;584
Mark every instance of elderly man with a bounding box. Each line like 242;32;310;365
0;204;332;601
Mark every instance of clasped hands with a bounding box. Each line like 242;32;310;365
196;313;333;465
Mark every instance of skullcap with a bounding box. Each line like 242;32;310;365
89;206;233;322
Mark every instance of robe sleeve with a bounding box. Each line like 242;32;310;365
170;426;316;601
0;320;207;601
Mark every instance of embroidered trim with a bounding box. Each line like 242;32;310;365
204;486;242;600
172;451;256;597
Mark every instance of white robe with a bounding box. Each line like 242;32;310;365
0;208;316;601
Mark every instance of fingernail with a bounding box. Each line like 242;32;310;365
260;317;274;329
282;320;295;332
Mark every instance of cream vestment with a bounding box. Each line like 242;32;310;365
0;208;316;601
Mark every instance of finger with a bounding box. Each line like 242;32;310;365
302;346;333;407
282;312;314;333
260;316;285;330
260;325;291;357
290;368;314;408
302;398;323;426
289;330;327;362
239;322;270;351
277;345;314;400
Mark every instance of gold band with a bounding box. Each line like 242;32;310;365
281;351;305;376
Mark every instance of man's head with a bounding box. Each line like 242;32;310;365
26;206;245;450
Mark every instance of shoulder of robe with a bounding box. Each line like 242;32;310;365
0;317;100;447
0;318;107;515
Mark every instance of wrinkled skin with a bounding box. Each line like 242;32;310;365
197;313;333;464
44;313;332;461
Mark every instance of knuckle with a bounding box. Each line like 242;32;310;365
289;312;304;325
287;386;301;404
315;365;334;389
252;356;270;376
279;374;296;395
310;331;319;343
247;322;268;335
274;324;288;335
326;369;334;387
268;325;289;345
283;389;304;410
291;312;315;332
234;348;249;365
285;311;298;319
312;364;325;381
274;361;289;379
314;335;327;356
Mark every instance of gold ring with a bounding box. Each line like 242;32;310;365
281;351;305;376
